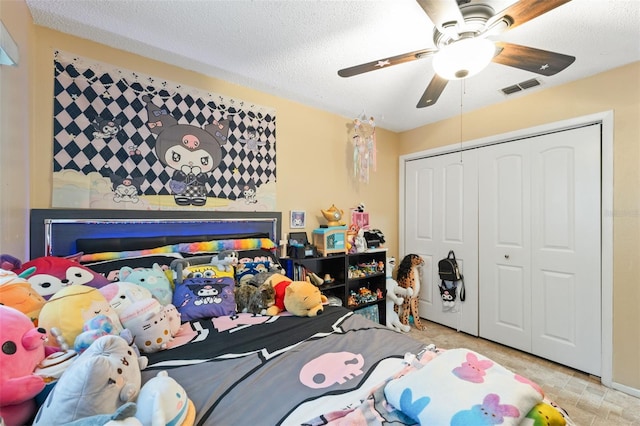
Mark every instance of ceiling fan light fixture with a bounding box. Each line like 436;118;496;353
433;37;495;80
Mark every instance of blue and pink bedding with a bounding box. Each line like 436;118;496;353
143;306;573;426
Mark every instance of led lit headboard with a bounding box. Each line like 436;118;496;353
30;209;281;258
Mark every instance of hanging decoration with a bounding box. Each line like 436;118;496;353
350;115;377;183
51;50;277;211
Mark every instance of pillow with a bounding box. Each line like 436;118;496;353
384;348;543;426
79;238;276;262
172;266;236;321
235;261;275;285
82;254;183;282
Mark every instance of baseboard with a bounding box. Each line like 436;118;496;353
611;381;640;399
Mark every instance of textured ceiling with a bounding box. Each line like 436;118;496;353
26;0;640;132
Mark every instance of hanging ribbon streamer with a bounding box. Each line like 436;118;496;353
351;115;377;183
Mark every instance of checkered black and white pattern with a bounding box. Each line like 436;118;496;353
52;52;276;201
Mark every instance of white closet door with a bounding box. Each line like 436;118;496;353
479;125;601;375
404;150;478;335
529;125;601;375
478;139;533;352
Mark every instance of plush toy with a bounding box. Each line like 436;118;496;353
283;280;328;317
136;371;196;426
14;256;110;300
33;335;142;426
163;303;182;337
38;285;123;350
0;305;48;426
209;250;239;272
119;264;173;306
66;402;142;426
120;299;174;353
0;268;46;325
0;254;22;271
385;257;414;333
99;282;153;316
260;273;292;316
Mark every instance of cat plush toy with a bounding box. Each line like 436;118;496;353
119;264;173;306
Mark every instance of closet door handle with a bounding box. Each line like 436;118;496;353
504;254;510;259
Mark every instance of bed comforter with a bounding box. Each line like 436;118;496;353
143;306;571;426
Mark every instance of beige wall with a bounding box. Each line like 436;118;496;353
0;0;33;259
399;62;640;391
9;0;640;392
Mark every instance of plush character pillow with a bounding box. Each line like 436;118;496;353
120;299;174;353
99;281;153;316
0;305;48;426
0;268;46;326
119;264;173;306
38;285;123;350
136;371;195;426
14;256;110;300
33;335;142;426
172;275;236;322
283;279;328;317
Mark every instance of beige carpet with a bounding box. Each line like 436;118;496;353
406;320;640;425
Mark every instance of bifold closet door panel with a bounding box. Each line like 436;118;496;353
404;150;479;335
478;139;533;352
529;124;601;376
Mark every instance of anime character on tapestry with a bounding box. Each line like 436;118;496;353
51;51;276;210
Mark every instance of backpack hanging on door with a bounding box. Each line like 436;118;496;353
437;250;466;311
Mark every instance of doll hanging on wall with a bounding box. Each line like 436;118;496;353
351;116;377;183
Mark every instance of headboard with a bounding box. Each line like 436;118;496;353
30;209;282;258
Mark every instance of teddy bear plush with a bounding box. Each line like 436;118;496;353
33;335;142;426
38;285;123;350
13;256;110;300
0;268;46;326
258;273;328;317
136;371;195;426
284;280;328;317
0;305;48;426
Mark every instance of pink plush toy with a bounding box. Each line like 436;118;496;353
14;256;110;300
0;305;48;426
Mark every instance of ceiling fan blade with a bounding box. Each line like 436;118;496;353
489;0;572;31
493;42;575;76
338;48;437;78
416;0;464;32
417;74;448;108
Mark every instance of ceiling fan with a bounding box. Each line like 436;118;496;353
338;0;576;108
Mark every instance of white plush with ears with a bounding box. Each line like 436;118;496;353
119;299;173;353
33;335;142;426
136;371;192;426
385;257;414;333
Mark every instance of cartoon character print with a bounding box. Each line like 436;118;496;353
185;280;229;306
452;351;494;383
92;116;122;139
143;95;229;207
451;393;520;425
242;180;258;204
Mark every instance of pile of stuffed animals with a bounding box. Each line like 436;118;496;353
0;253;327;426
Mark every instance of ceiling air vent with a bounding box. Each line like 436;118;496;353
501;78;541;96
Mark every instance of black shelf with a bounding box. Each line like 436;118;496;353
283;250;387;324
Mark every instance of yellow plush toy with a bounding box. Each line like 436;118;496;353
262;273;328;317
284;280;328;317
38;285;123;349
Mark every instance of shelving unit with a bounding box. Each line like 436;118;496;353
283;249;387;324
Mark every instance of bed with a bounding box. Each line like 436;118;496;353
25;209;574;426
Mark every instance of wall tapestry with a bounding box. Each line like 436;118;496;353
52;51;276;210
